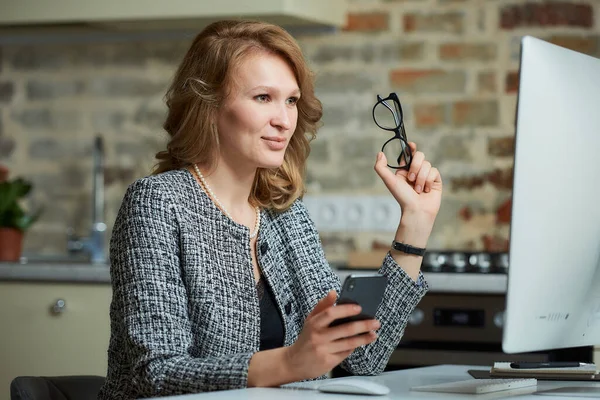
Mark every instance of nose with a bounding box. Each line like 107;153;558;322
271;103;293;131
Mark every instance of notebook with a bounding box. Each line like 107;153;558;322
491;362;597;377
469;369;600;382
411;378;537;394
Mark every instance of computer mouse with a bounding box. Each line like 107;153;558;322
318;378;390;396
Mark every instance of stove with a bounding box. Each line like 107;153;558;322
336;251;509;295
420;250;509;294
422;250;509;274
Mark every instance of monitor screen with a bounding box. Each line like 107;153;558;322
502;36;600;354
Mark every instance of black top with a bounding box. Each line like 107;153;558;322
257;278;285;351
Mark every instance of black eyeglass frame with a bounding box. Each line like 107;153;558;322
372;92;413;170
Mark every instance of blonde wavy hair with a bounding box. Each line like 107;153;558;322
153;20;323;211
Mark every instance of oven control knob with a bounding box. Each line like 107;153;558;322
493;311;505;328
409;308;424;325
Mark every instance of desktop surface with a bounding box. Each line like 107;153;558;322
143;365;600;399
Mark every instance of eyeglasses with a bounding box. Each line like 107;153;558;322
372;92;412;170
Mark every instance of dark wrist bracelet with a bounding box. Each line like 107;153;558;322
391;240;426;256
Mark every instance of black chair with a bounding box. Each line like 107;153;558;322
10;375;105;400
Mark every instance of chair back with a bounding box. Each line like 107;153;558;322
10;376;105;400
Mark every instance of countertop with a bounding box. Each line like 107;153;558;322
0;261;110;283
0;261;508;293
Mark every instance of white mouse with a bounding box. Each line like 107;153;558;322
318;378;390;396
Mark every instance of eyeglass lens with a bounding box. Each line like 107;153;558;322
383;138;411;168
373;99;401;130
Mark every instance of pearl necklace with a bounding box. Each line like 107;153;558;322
193;164;260;239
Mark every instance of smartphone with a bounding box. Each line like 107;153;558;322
329;274;388;327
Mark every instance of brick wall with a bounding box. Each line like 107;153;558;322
0;0;598;259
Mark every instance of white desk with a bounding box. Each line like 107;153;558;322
147;365;600;399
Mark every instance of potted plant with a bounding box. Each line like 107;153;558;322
0;165;41;261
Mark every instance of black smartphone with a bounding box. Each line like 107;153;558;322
329;274;388;327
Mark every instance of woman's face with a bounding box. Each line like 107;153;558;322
215;51;300;171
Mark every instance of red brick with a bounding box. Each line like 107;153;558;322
547;35;599;56
404;12;464;33
478;71;496;94
505;71;520;93
481;234;509;252
392;69;441;84
500;2;593;30
414;103;445;128
450;167;512;191
390;69;466;93
344;12;389;32
487;168;513;190
449;175;485;191
452;100;498;127
496;198;512;224
488;137;514;157
439;43;497;61
459;206;473;221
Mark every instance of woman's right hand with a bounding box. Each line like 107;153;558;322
284;290;380;381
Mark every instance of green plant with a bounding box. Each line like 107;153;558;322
0;177;41;231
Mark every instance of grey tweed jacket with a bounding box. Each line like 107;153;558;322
98;169;428;399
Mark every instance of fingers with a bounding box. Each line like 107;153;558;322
329;319;380;341
312;303;362;329
406;148;442;194
408;141;417;153
413;160;431;194
407;150;424;183
425;166;442;193
375;146;441;196
309;290;337;318
401;142;418;178
330;331;378;354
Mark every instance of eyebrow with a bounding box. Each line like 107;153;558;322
250;85;301;96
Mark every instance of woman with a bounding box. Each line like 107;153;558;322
98;20;442;399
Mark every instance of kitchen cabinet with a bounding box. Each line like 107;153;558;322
595;347;600;365
0;0;346;31
0;281;111;400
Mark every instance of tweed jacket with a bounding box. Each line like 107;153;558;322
98;169;428;399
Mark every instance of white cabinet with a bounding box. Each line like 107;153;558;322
0;0;346;30
0;282;111;400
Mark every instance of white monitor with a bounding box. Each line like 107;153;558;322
502;36;600;354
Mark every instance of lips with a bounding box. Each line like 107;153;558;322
261;136;286;143
262;136;287;150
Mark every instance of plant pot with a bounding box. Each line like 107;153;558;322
0;228;23;262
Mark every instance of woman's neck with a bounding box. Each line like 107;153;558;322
196;162;256;217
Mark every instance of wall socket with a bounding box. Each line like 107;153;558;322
303;195;401;232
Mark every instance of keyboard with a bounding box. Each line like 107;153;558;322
411;378;538;394
281;380;322;390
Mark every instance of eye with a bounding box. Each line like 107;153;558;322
255;94;270;103
286;96;299;106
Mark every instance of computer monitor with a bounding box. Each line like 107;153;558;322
502;36;600;355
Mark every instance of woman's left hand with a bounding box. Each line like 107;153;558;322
374;142;442;222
